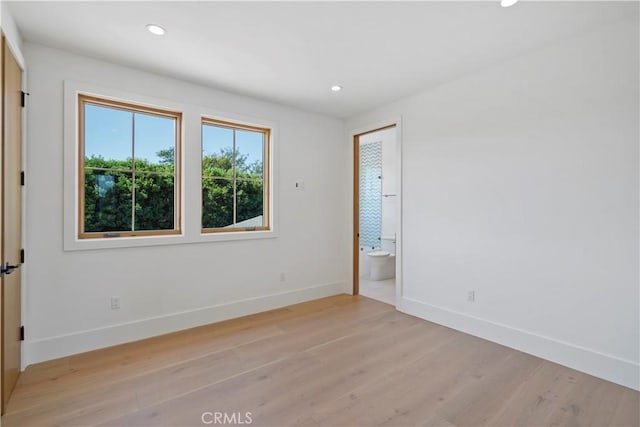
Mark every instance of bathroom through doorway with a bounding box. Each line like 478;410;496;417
353;123;400;306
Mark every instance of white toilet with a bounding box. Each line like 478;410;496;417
367;235;396;281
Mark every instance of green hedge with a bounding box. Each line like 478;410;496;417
84;149;263;232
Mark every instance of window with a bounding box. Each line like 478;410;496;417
78;95;181;238
201;118;270;233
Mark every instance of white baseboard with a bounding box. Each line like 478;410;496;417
25;281;345;366
397;297;639;391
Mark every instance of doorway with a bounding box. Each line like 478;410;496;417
353;123;400;306
1;35;24;413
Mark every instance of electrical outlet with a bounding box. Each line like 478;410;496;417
110;296;121;310
295;181;305;191
467;290;475;302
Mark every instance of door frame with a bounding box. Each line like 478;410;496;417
351;118;402;304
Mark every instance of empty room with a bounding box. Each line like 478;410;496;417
0;1;638;426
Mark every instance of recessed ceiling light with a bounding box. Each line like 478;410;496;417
331;85;343;92
146;24;166;36
500;0;519;7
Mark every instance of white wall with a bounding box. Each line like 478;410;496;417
347;17;639;390
24;43;350;365
380;128;397;243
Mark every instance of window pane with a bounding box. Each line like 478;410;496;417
84;169;133;233
134;172;175;231
84;104;133;169
236;130;263;176
202;177;233;228
201;120;269;232
79;95;181;239
135;112;176;174
236;179;264;226
202;124;234;178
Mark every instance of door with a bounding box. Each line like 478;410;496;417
0;31;4;412
2;37;23;413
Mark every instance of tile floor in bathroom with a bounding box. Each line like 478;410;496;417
359;277;395;305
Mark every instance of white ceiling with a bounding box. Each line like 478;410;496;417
6;1;637;118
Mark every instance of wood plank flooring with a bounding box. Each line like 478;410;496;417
2;295;638;426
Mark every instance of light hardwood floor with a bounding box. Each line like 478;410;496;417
3;295;638;426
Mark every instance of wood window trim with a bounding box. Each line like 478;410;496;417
201;117;271;234
77;94;182;239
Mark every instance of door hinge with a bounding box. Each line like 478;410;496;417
20;171;25;186
20;326;24;341
20;91;29;108
20;249;25;264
